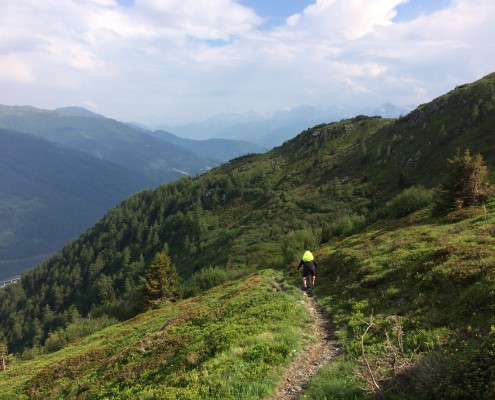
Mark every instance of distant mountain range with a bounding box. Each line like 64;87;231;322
0;105;210;183
164;103;414;148
149;130;266;163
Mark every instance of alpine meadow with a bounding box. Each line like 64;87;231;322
1;73;495;399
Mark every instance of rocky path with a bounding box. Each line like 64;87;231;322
271;293;341;400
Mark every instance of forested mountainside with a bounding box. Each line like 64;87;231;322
0;128;155;280
1;73;495;399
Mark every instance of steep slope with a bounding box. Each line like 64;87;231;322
0;114;392;352
363;73;495;192
0;105;209;183
0;128;155;279
306;208;495;399
1;72;495;369
0;271;310;400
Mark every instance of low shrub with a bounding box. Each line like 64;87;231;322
386;186;434;218
185;267;229;295
325;213;367;238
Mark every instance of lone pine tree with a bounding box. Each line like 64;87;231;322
141;250;180;309
0;343;12;371
437;148;489;211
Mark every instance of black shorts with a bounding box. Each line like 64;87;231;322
302;266;316;278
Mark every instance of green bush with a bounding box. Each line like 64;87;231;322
186;266;229;295
325;213;366;238
41;314;118;355
386;186;433;218
433;330;495;399
281;228;321;265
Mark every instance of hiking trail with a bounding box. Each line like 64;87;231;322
270;292;341;399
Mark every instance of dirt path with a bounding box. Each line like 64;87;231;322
271;293;341;400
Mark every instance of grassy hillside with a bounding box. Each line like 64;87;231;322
2;208;494;399
0;115;395;353
0;128;155;280
305;205;495;399
0;270;310;400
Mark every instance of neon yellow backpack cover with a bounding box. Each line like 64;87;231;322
302;250;314;262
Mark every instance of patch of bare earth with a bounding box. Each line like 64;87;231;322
270;293;341;400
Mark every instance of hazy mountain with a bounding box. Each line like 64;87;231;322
55;106;105;118
149;130;267;163
371;102;415;118
159;109;265;139
167;103;414;148
0;128;156;280
0;105;210;183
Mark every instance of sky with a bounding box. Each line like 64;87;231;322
0;0;494;126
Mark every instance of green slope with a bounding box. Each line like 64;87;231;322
2;73;495;352
3;208;495;399
0;270;309;400
306;206;495;399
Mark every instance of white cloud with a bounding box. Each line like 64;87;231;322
285;0;407;39
0;0;494;124
134;0;262;40
0;54;34;83
82;99;99;111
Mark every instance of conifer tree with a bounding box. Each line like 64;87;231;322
0;342;12;371
437;149;489;211
141;250;180;309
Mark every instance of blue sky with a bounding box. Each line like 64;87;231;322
394;0;450;21
1;0;494;126
241;0;450;25
238;0;316;27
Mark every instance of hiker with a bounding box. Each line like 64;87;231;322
297;250;317;289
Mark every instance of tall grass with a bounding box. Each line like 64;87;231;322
310;207;495;398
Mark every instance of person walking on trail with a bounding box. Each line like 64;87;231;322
298;250;317;289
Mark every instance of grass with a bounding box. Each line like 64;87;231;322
3;207;495;399
301;358;368;400
308;205;495;398
0;270;310;400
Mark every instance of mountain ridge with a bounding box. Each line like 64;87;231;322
0;104;211;183
166;103;414;147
